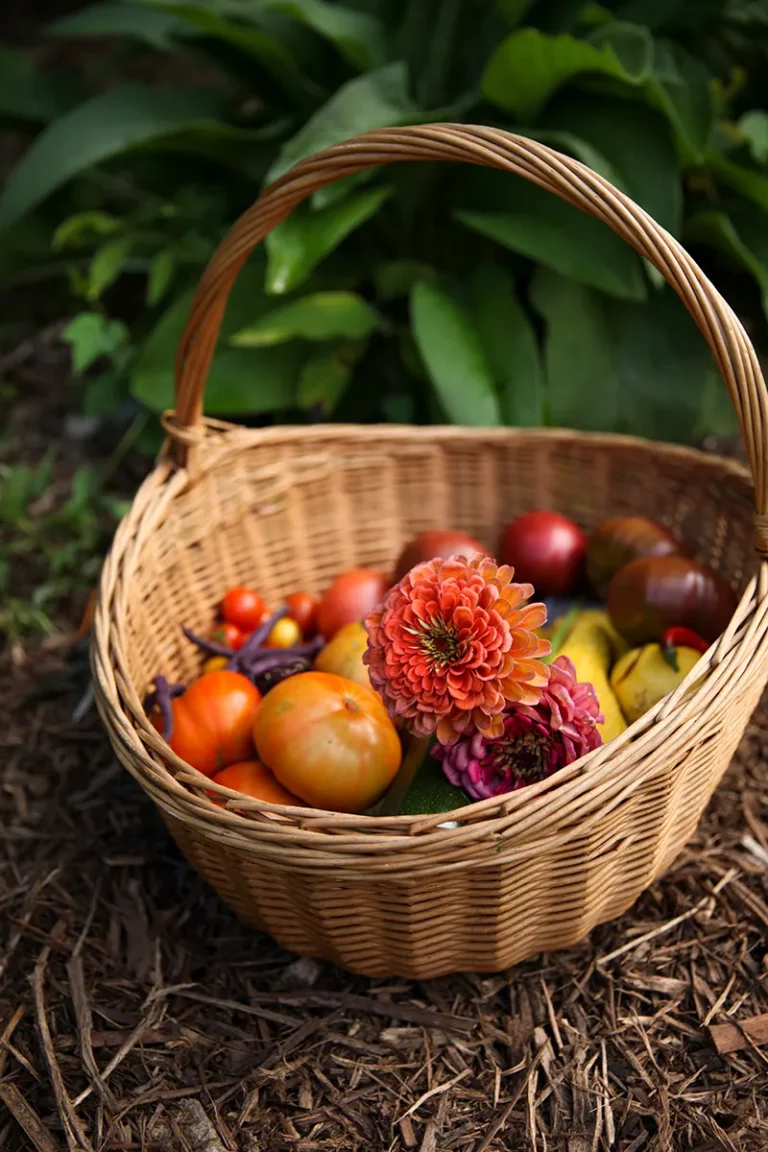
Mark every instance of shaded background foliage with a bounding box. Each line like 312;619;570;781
3;0;768;447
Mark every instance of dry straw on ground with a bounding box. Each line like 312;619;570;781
1;648;767;1151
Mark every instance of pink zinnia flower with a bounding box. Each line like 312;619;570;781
363;554;550;745
434;656;603;799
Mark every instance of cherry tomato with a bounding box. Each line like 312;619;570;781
210;760;302;807
211;622;247;651
393;530;486;583
499;511;587;597
314;621;370;688
221;586;266;632
202;656;229;675
316;568;388;640
254;671;401;813
266;616;302;649
160;670;261;777
285;591;319;637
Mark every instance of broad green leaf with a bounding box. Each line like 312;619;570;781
644;41;712;164
530;267;738;441
482;24;651;119
465;263;543;427
456;202;646;301
0;86;222;232
266;186;391;294
48;2;185;47
410;282;502;427
87;236;134;301
136;0;323;102
147;249;177;306
296;348;355;412
259;0;386;69
738;110;768;164
267;62;418;183
131;263;304;414
62;313;129;375
231;291;377;346
539;93;681;234
709;152;768;214
375;260;438;301
685;207;768;318
0;46;79;123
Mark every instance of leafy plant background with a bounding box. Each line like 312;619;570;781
4;0;768;455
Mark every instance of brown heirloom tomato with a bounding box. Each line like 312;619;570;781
254;671;401;813
162;671;261;776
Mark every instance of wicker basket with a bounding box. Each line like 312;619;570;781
92;125;768;979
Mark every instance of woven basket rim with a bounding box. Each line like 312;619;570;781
92;422;768;861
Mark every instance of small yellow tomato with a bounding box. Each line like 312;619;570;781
203;656;229;675
266;616;302;649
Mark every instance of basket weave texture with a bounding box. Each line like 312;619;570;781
92;126;768;978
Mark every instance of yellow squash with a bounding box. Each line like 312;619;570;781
610;643;701;724
551;609;628;744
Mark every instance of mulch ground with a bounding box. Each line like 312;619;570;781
1;645;768;1152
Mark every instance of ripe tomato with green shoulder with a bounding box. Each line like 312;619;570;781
158;670;261;777
210;760;302;807
254;671;401;813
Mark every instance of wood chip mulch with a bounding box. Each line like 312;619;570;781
1;648;767;1152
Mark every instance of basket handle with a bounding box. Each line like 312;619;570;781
171;123;768;553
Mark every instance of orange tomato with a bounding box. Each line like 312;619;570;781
266;616;302;649
316;568;388;640
314;621;370;688
285;590;318;637
254;671;401;813
163;671;261;777
210;760;302;807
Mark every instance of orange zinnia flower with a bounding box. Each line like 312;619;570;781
363;555;550;745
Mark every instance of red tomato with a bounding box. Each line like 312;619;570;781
161;671;261;777
220;586;266;632
210;760;302;807
499;511;587;597
285;591;319;637
211;622;247;651
316;568;388;640
393;530;486;582
254;671;401;813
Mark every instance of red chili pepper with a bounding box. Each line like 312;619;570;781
661;626;709;654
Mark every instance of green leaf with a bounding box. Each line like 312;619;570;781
231;291;378;347
131;263;304;414
410;281;502;427
296;348;355;413
709;152;768;214
136;0;323;103
48;1;185;47
62;313;130;375
482;24;651;119
456;198;646;301
53;211;121;251
86;235;134;301
265;186;391;295
0;86;223;232
267;62;418;184
644;41;713;164
0;45;79;123
538;93;681;234
738;110;768;164
465;262;543;426
147;249;177;306
685;206;768;318
259;0;386;69
530;267;739;441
